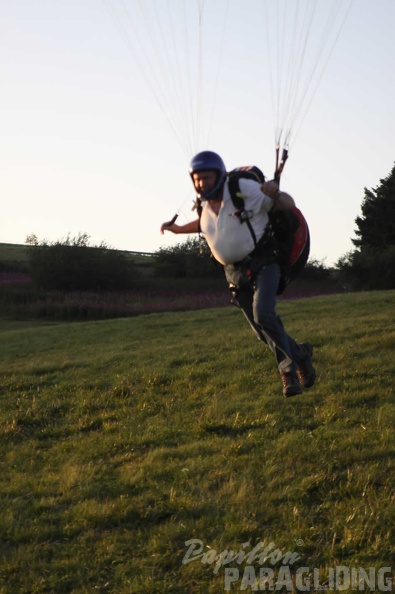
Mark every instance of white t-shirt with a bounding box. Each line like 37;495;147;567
200;178;273;265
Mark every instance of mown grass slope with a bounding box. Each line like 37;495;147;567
0;291;394;593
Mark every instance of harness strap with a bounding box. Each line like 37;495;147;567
227;173;259;247
196;168;267;250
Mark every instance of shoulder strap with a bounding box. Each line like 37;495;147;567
226;167;266;248
227;166;266;211
195;197;203;218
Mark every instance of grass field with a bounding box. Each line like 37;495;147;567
0;242;154;266
0;243;31;272
0;291;394;593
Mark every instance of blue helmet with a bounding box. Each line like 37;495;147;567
189;150;227;201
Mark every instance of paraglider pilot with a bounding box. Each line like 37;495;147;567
161;151;316;397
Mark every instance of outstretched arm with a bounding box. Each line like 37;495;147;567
160;218;200;235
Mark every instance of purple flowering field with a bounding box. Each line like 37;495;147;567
0;272;31;286
0;271;230;320
0;271;344;321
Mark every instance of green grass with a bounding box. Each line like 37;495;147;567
0;291;394;593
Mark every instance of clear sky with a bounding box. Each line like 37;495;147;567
1;0;394;266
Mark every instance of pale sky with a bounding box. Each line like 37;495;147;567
1;0;394;266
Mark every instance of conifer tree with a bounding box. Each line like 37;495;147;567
353;163;395;250
337;163;395;290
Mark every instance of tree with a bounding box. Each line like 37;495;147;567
353;163;395;250
337;163;395;290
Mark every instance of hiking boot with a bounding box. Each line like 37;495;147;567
281;372;303;398
298;342;316;389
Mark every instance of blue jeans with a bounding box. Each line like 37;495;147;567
236;263;303;374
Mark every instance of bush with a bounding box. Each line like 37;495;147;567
337;246;395;290
154;237;223;279
298;258;331;281
28;233;138;291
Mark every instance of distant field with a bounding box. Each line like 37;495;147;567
0;291;394;593
0;242;31;265
0;241;158;284
0;241;155;265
